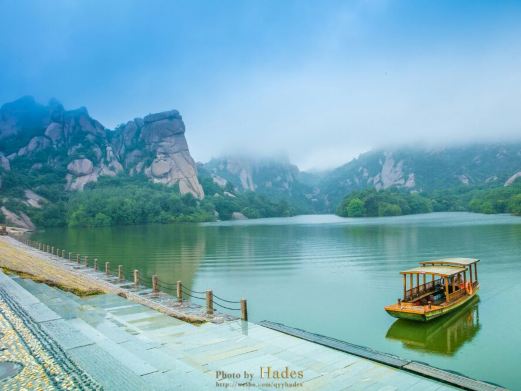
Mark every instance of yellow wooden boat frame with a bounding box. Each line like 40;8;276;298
384;258;480;322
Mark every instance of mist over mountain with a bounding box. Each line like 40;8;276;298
1;96;521;228
200;144;521;211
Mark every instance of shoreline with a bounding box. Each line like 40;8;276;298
0;236;221;324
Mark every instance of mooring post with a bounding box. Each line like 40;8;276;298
241;299;248;321
133;270;139;287
84;256;88;267
152;275;159;293
206;290;214;315
105;262;110;275
118;265;123;281
177;281;182;302
93;258;98;271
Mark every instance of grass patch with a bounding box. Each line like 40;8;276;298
1;266;104;297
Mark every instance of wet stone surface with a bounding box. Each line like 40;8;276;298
0;286;102;390
0;361;23;381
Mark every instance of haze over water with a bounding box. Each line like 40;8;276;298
32;212;521;389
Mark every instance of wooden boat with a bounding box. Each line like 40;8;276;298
384;258;480;322
386;296;480;355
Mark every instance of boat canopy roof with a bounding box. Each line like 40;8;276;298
400;265;466;277
419;258;479;267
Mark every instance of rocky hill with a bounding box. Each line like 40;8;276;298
200;156;324;212
0;96;204;227
319;144;521;208
0;96;203;194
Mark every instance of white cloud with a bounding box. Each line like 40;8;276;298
185;43;521;170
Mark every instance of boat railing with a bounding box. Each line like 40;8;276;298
448;288;467;302
404;278;443;301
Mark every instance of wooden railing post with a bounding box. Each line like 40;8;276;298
177;281;182;302
51;246;54;255
241;299;248;321
118;265;123;281
105;262;110;275
133;270;139;287
68;252;72;261
84;256;88;267
152;275;159;293
61;249;65;258
93;258;98;271
206;290;214;315
56;248;60;257
38;243;42;251
76;254;80;264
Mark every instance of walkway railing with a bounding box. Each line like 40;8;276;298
18;238;248;321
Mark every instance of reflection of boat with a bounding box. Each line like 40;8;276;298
386;296;480;355
384;258;480;321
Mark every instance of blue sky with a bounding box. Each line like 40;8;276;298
1;0;521;169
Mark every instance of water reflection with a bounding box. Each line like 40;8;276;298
31;224;207;290
386;296;480;355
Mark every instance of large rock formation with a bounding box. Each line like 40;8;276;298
0;96;204;198
112;110;203;198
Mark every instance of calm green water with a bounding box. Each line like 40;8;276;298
31;212;521;389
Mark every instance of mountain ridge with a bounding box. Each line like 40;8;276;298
1;96;521;227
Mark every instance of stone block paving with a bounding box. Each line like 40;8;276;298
0;281;101;389
0;269;462;391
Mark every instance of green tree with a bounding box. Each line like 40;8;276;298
378;202;402;216
346;198;365;217
94;212;112;226
508;194;521;216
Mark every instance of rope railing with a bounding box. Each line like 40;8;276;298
156;281;173;288
213;293;241;304
155;279;177;288
180;286;206;295
180;289;206;301
17;238;249;321
213;301;241;311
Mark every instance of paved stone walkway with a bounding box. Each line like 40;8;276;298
0;270;465;391
0;279;101;389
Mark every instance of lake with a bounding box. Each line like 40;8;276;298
30;212;521;389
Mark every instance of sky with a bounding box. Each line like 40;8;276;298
1;0;521;170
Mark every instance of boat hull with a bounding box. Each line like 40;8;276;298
385;286;480;322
